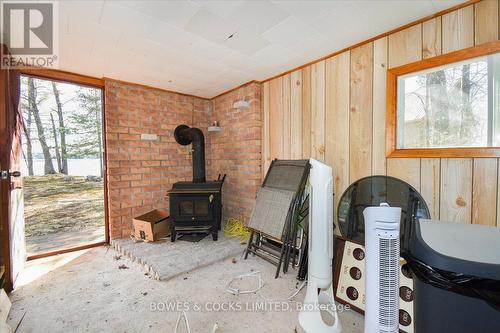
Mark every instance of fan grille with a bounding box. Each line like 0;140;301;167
378;237;399;331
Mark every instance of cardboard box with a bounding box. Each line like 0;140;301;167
132;209;170;242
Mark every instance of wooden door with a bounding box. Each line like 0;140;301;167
0;45;25;291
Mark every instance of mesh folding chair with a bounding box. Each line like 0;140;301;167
244;159;310;278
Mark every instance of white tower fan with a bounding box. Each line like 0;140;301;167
298;159;341;333
363;203;402;333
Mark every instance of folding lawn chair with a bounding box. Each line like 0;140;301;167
244;159;310;278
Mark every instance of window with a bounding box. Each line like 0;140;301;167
386;41;500;157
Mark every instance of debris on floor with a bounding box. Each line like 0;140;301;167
118;264;129;269
223;218;250;240
7;247;364;332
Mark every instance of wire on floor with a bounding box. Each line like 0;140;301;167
226;270;264;295
175;272;305;332
223;218;250;240
259;280;307;302
174;311;219;333
225;270;307;301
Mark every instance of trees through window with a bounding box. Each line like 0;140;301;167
397;53;500;149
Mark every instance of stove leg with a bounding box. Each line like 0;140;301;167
171;231;176;242
212;232;218;241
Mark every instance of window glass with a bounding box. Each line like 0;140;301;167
397;53;500;149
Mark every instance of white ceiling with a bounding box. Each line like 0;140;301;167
58;0;463;98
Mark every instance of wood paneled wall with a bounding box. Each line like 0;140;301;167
262;0;500;227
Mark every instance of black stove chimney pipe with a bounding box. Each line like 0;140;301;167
174;125;206;183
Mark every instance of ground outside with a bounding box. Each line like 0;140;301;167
24;174;105;255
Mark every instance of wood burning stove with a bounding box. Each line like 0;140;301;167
168;125;225;241
169;178;224;241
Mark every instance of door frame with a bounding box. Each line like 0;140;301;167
18;68;109;260
0;57;15;291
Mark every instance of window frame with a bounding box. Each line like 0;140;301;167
386;40;500;158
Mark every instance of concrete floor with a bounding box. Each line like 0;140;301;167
7;245;364;333
112;235;245;280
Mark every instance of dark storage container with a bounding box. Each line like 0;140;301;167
406;219;500;333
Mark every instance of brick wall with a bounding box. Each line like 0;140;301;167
208;82;262;224
104;80;211;239
105;79;261;238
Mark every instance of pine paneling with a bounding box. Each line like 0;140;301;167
262;81;270;178
387;158;421;191
421;158;441;219
472;158;498;226
474;0;499;45
290;70;303;159
282;74;291;159
261;1;500;230
497;161;500;227
372;37;388;176
440;158;473;223
388;25;422;68
325;51;350;230
311;61;326;162
269;77;283;160
350;43;373;182
422;17;442;58
442;5;474;53
301;66;312;158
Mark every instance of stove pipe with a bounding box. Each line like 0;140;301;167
174;125;206;183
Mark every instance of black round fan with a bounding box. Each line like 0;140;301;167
337;176;430;250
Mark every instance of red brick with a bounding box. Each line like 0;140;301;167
207;82;262;224
105;79;261;239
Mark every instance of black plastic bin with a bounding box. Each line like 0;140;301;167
405;219;500;333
